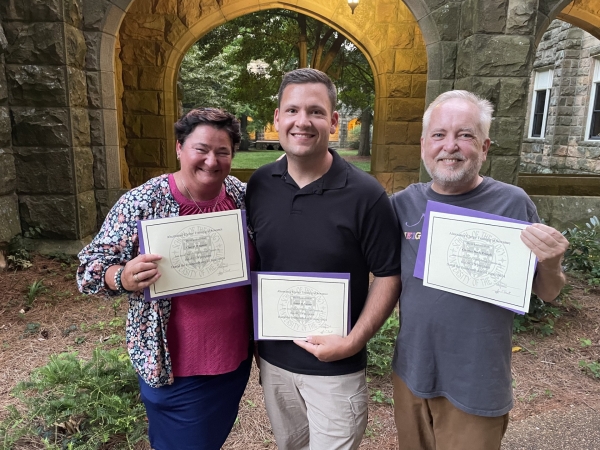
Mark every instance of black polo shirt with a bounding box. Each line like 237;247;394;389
246;150;402;376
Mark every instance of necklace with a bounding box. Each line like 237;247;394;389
177;175;224;213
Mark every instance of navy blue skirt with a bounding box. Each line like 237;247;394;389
138;354;252;450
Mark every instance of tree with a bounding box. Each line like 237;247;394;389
179;9;375;153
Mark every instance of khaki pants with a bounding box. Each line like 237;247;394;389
393;373;509;450
260;359;368;450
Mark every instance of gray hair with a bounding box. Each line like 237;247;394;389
422;90;494;139
278;68;337;112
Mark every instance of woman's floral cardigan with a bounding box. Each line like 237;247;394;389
77;174;246;388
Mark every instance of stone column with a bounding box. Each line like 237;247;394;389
0;23;21;244
422;0;538;186
2;0;96;242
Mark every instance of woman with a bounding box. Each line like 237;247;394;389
77;108;254;450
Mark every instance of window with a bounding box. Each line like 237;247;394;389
586;59;600;140
528;69;553;138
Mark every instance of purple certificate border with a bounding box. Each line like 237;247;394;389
251;272;351;340
414;201;535;315
136;210;251;301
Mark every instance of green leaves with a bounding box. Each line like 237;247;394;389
0;348;147;449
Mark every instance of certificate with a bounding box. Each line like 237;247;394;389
137;210;250;301
252;272;351;340
422;212;536;314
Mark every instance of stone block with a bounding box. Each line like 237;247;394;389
0;0;62;21
14;147;74;194
71;107;91;147
530;196;600;230
458;35;532;78
373;172;393;194
0;194;21;242
427;41;457;80
384;122;409;145
0;153;16;195
164;15;188;46
395;48;427;74
122;65;138;89
386;98;425;122
430;2;461;41
139;66;165;90
11;107;70;147
470;77;501;106
67;67;88;107
497;77;529;117
140;115;166;139
387;74;412;98
489;155;519;184
411;74;427;98
375;0;398;23
78;190;98;238
86;72;102;109
120;39;170;67
388;24;414;49
64;0;83;28
177;0;203;28
373;49;395;74
19;194;78;239
92;145;107;189
0;24;8;54
6;64;67;106
65;25;87;69
123;113;142;139
88;109;104;146
459;0;475;39
0;64;7;102
407;122;422;144
74;147;94;193
393;171;419;192
125;138;163;167
82;0;109;31
121;15;166;41
387;145;421;171
473;0;506;34
0;108;11;147
489;117;524;156
4;22;65;65
123;90;161;114
84;31;101;71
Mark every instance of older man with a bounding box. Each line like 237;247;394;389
246;68;402;450
390;90;569;450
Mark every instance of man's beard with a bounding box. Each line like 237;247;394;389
424;151;484;187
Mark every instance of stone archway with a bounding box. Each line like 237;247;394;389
111;0;429;194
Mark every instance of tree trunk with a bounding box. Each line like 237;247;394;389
358;107;372;157
298;15;308;68
239;114;250;151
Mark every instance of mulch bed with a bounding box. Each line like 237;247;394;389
1;255;599;448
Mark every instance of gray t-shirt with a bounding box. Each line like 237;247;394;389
390;177;539;417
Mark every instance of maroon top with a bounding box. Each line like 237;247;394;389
166;173;254;376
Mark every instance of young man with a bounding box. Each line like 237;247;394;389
390;90;569;449
246;68;402;450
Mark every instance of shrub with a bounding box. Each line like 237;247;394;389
0;348;147;449
367;310;399;377
563;216;600;286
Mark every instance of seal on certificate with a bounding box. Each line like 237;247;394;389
278;285;328;332
447;228;508;289
169;224;225;279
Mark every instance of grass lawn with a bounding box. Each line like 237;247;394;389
232;148;371;172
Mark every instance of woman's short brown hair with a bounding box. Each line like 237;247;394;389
174;108;241;155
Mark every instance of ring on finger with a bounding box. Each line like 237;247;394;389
134;273;139;283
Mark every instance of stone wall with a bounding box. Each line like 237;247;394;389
0;0;96;240
0;23;21;243
521;19;600;174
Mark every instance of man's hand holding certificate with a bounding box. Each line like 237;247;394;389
417;202;537;314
